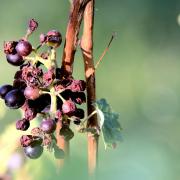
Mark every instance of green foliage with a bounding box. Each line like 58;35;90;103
95;98;122;149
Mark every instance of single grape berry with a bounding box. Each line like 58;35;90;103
74;108;85;119
6;53;24;66
0;84;13;99
24;145;43;159
62;100;76;115
16;118;30;131
24;86;40;100
5;89;25;109
28;94;51;113
16;40;32;56
40;119;56;134
46;30;62;48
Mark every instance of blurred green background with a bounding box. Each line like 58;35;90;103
0;0;180;179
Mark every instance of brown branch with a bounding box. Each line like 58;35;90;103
61;0;90;75
56;0;89;168
80;0;99;175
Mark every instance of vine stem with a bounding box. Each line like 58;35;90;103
56;0;89;168
80;0;99;175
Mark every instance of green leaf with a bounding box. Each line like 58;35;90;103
95;98;122;149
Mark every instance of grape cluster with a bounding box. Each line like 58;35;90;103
0;19;86;159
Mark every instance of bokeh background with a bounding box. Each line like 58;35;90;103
0;0;180;179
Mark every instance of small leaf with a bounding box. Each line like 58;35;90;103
95;98;122;149
59;126;74;141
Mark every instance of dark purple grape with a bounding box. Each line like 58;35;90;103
24;86;40;100
28;94;51;113
6;53;24;66
0;84;13;99
16;118;30;131
40;119;56;134
74;108;85;119
62;100;76;115
24;145;43;159
13;79;27;90
5;89;25;109
16;40;32;56
60;89;73;100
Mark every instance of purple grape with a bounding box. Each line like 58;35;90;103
28;94;51;113
16;40;32;56
6;53;24;66
74;108;85;119
24;145;43;159
0;84;13;99
5;89;25;109
40;119;56;134
24;86;40;100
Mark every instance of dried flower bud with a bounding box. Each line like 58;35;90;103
28;19;38;32
20;135;33;147
67;80;86;92
4;41;18;54
40;34;46;44
31;127;43;136
20;135;42;147
43;69;55;87
40;52;49;59
62;100;76;115
16;118;30;131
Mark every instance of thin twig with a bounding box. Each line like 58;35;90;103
95;33;115;69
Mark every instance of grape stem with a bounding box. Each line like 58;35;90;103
80;0;99;175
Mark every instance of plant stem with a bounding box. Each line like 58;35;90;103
81;0;99;175
61;0;90;75
56;0;89;168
